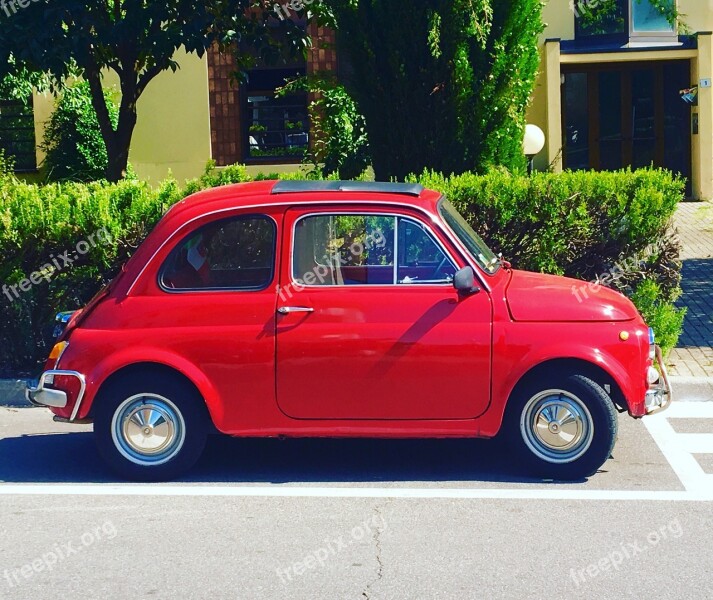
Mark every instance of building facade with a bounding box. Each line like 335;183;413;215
3;0;712;198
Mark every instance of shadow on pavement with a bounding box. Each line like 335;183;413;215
0;431;589;485
677;258;713;347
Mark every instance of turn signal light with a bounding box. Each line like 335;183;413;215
48;341;69;362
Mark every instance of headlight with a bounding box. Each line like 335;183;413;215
648;328;656;360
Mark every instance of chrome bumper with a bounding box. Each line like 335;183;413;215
645;345;672;415
26;371;86;420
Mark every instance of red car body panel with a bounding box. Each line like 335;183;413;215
45;180;654;437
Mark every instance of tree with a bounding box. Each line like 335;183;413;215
319;0;544;181
278;73;370;180
0;1;307;181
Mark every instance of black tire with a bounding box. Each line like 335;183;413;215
94;374;209;481
506;374;618;480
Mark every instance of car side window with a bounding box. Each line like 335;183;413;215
397;218;457;284
160;215;276;291
292;214;454;286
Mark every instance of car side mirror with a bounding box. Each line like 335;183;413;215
453;266;480;296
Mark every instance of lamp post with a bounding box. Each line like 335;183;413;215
523;124;546;176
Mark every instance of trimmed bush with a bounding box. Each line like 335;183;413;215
414;168;684;304
41;81;120;182
0;165;685;376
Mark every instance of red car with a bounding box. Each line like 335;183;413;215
27;180;671;481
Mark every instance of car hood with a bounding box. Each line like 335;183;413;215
505;269;638;322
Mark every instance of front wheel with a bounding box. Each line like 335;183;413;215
507;374;618;480
94;375;208;481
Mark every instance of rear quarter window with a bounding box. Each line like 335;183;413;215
159;215;276;291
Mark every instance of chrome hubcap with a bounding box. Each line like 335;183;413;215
112;394;186;466
520;389;594;464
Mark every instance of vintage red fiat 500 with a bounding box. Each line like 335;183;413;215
27;180;671;481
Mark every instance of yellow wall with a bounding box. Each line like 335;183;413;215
32;49;212;185
123;49;212;184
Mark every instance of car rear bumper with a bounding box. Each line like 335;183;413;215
644;345;672;415
26;370;86;420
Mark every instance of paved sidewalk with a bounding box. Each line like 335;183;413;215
668;202;713;378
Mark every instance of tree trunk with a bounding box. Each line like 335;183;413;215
104;140;132;182
85;64;138;182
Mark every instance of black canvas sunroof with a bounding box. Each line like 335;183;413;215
271;180;424;196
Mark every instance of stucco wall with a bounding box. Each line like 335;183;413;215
32;49;211;185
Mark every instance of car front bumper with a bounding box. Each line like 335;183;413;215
26;370;86;420
644;345;672;415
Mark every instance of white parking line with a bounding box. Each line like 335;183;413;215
0;484;710;501
644;401;713;494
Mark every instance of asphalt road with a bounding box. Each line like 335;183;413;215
0;377;712;599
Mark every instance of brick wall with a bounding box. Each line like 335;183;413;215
307;24;338;75
207;44;242;166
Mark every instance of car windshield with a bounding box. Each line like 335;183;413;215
437;198;501;275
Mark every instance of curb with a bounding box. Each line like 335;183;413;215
668;376;713;402
0;379;35;407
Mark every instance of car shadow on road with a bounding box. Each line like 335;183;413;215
0;432;591;485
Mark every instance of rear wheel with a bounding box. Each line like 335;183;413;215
94;375;208;481
507;374;618;480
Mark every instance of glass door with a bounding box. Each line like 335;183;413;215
562;61;691;191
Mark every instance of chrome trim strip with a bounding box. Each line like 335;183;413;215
126;199;493;296
25;370;87;420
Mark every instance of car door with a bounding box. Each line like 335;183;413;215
276;206;492;420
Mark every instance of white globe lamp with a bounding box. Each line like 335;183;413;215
523;124;546;175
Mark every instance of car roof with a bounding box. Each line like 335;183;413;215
165;180;442;221
114;180;445;298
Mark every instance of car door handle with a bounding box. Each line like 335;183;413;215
277;306;315;314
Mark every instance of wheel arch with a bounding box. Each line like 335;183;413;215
509;358;627;413
87;362;218;429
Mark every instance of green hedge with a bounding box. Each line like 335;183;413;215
0;164;685;376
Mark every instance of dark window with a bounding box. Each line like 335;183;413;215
575;0;627;37
292;214;455;286
160;216;276;291
0;97;36;171
574;0;675;39
563;72;590;170
245;68;309;161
